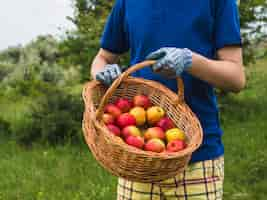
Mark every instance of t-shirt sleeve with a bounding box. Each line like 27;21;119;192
214;0;242;50
100;0;129;54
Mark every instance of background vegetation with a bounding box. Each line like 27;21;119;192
0;0;266;199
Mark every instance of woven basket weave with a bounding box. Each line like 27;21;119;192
82;61;203;183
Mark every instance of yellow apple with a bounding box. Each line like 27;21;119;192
146;106;165;125
130;107;146;126
166;128;186;142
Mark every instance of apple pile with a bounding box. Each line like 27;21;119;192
102;95;187;153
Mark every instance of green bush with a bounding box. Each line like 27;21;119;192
0;46;22;64
0;36;84;145
15;84;83;145
0;117;11;136
0;63;15;81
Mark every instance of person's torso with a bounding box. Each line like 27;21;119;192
123;0;224;162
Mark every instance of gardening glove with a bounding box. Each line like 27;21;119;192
146;48;193;78
96;64;126;86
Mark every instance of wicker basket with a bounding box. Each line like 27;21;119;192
82;61;203;183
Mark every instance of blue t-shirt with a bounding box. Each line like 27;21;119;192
100;0;242;163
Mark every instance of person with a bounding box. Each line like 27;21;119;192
91;0;245;199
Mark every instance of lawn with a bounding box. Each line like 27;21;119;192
0;58;266;200
221;59;267;200
0;139;117;200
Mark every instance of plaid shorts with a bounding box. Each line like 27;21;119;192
117;156;224;200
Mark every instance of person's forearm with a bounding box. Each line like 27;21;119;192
91;49;120;79
188;53;246;93
91;54;109;80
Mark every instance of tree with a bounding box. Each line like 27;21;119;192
58;0;113;80
239;0;267;64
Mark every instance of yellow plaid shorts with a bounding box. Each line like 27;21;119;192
117;156;224;200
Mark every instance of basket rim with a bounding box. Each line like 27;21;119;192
83;77;203;159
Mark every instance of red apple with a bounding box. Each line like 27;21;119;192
115;98;133;113
116;113;136;128
122;126;141;139
167;140;187;152
104;104;122;119
156;117;175;131
102;113;115;125
107;124;121;136
125;135;144;149
144;138;166;153
133;95;151;109
144;127;165;141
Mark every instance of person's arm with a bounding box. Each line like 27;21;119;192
189;46;245;93
91;48;120;79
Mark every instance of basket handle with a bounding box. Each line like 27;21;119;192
96;60;184;120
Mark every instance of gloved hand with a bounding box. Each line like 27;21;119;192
96;64;123;86
146;48;193;78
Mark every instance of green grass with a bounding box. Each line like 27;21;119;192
221;58;267;200
0;139;117;200
0;58;267;199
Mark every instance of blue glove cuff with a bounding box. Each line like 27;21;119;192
182;48;193;71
